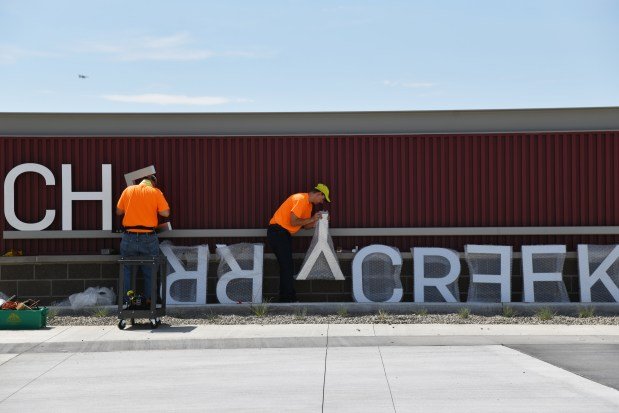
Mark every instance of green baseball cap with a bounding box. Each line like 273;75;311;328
314;183;330;202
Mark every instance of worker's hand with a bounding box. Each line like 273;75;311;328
312;212;323;222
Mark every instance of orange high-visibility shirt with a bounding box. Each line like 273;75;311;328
117;183;170;232
269;193;312;234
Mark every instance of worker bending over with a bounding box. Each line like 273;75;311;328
267;183;330;302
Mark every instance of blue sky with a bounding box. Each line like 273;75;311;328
1;0;618;112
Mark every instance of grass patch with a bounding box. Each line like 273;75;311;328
502;306;517;318
337;306;349;318
174;310;220;320
414;308;428;316
457;307;470;319
250;301;270;317
536;307;556;321
578;306;595;318
293;307;308;320
92;307;110;317
377;309;389;322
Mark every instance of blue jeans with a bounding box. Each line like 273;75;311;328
120;232;160;300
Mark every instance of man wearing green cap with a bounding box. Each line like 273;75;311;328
267;183;331;302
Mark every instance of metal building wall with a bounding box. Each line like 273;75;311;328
1;132;619;255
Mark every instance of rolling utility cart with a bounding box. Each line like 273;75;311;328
117;256;167;329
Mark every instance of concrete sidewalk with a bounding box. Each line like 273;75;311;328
3;323;619;352
2;324;619;412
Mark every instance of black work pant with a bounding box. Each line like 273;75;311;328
267;224;296;301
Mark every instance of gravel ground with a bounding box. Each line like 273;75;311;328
47;312;619;327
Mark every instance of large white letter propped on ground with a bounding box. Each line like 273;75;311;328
296;213;344;280
465;245;512;303
61;164;112;230
216;243;263;304
521;245;569;302
413;248;461;302
4;163;56;231
577;244;619;302
160;243;209;305
352;245;403;303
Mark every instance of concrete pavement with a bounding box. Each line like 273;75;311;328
2;324;619;412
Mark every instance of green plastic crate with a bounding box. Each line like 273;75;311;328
0;307;48;329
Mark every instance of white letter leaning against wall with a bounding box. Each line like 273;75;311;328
465;245;512;303
352;244;403;303
413;248;461;303
4;163;56;231
216;243;264;304
577;244;619;302
61;164;112;230
160;243;209;305
124;165;156;186
521;245;568;303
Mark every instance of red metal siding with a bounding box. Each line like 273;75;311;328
2;132;619;255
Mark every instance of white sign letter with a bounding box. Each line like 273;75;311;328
352;244;403;303
296;213;344;280
4;163;56;231
62;164;112;230
522;245;568;302
216;243;263;304
413;248;461;303
160;244;208;305
577;244;619;302
124;165;156;186
465;245;512;303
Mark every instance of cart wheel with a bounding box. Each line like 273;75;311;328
149;318;158;329
155;318;162;326
118;319;127;330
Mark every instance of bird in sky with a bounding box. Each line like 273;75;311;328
78;74;88;79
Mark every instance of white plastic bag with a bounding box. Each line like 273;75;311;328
68;287;116;309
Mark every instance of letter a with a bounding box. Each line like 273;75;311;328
296;214;344;280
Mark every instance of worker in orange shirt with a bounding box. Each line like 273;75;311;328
267;183;330;302
116;174;170;303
